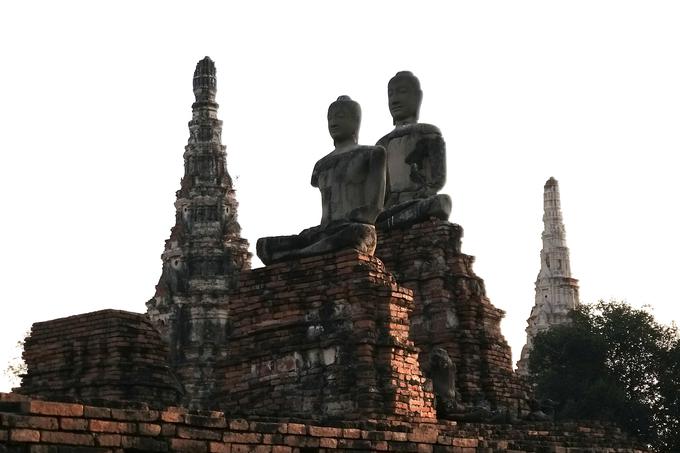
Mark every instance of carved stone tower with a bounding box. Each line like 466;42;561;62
146;57;251;407
516;177;579;376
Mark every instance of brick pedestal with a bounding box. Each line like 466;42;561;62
377;220;529;412
215;250;435;421
18;310;182;407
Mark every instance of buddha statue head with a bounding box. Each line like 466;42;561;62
388;71;422;126
328;95;361;148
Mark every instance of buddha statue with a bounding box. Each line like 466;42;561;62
375;71;452;229
256;96;386;265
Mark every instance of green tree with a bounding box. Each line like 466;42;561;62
3;332;28;389
528;301;679;452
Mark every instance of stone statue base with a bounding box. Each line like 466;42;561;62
256;222;376;265
376;193;452;230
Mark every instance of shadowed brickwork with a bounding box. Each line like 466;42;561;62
216;250;435;422
17;310;182;407
377;220;529;413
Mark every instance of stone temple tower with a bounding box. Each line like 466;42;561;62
516;177;579;376
146;57;251;406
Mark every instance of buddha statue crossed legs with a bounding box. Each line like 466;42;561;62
256;96;386;265
376;71;452;230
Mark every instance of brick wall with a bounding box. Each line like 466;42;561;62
376;220;530;412
18;310;182;407
215;250;435;421
0;393;647;452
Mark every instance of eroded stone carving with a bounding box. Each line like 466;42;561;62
256;96;386;265
376;71;451;229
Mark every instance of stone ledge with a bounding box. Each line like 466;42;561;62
0;394;647;452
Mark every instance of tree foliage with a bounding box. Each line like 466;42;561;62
528;301;679;452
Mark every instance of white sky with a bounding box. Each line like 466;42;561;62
1;1;679;391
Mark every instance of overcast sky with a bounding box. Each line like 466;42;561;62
1;1;679;391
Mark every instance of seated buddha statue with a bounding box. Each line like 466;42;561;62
256;96;386;265
375;71;452;230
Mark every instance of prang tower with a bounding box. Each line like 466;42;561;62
516;177;579;376
146;57;251;406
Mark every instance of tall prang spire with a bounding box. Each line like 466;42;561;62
146;58;251;407
149;57;250;305
516;177;579;376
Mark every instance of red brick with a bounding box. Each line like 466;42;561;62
95;433;122;447
209;441;231;453
452;438;478;448
10;429;40;443
418;444;434;453
286;423;306;435
41;430;93;446
60;417;88;431
139;423;162;436
27;401;83;417
161;409;185;423
2;414;58;430
408;427;439;443
374;440;389;451
89;419;135;434
308;426;341;437
223;432;262;443
343;428;361;438
171;438;208;453
272;447;291;453
320;437;337;448
230;445;250;453
0;429;7;442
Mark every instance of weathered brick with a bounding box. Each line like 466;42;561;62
209;441;231;453
121;435;168;451
138;423;162;436
286;423;306;435
185;414;227;428
452;438;478;448
110;409;159;422
228;419;249;431
89;419;135;434
83;406;111;419
177;426;221;441
28;401;83;417
41;430;93;446
308;426;341;437
271;447;291;453
0;429;7;442
10;428;40;443
95;433;121;447
343;428;361;439
171;438;208;453
3;414;58;430
161;409;184;423
60;418;88;431
320;437;337;448
408;426;439;443
161;423;177;436
223;432;262;443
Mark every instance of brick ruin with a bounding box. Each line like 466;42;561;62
2;58;647;452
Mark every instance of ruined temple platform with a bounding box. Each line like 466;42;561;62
216;249;435;422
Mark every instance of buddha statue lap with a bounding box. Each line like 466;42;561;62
256;96;386;265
